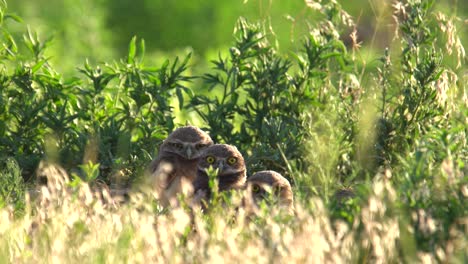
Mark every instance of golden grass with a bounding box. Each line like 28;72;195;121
0;163;466;263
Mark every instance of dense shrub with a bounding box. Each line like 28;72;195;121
0;0;466;262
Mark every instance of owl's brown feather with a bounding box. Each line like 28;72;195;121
246;170;294;213
148;126;213;207
192;144;247;207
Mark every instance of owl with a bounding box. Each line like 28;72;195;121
148;125;213;206
333;187;355;204
192;144;247;206
246;170;294;212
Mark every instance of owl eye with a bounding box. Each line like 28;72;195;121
171;142;183;149
205;156;215;164
227;157;237;165
252;185;260;193
196;143;207;150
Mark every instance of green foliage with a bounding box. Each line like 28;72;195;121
190;18;308;177
1;1;192;184
189;10;359;185
376;0;453;166
0;158;25;213
8;0;114;74
0;0;466;260
77;161;100;182
393;122;467;252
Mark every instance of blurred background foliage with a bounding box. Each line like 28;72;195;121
2;0;466;186
8;0;467;74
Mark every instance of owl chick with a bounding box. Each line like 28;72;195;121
148;125;213;206
246;170;294;213
192;144;247;206
333;187;355;204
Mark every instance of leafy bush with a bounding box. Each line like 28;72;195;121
0;158;25;213
0;0;466;262
1;4;192;186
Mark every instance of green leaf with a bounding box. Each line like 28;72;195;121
5;13;23;23
31;60;46;73
138;38;145;63
127;36;137;64
3;30;17;53
176;88;184;110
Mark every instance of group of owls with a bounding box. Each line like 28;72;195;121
147;125;294;212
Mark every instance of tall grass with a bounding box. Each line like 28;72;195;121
1;162;465;262
0;0;466;262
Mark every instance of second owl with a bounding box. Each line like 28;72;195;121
192;144;247;206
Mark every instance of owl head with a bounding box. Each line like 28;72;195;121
160;126;213;160
196;144;246;191
333;187;355;204
247;170;293;209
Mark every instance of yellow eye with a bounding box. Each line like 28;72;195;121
252;185;260;193
227;157;237;165
206;156;215;164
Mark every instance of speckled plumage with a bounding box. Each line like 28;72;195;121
148;126;213;206
192;144;247;203
333;187;355;203
246;170;294;211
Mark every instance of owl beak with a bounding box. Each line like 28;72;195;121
186;147;193;159
216;161;224;171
